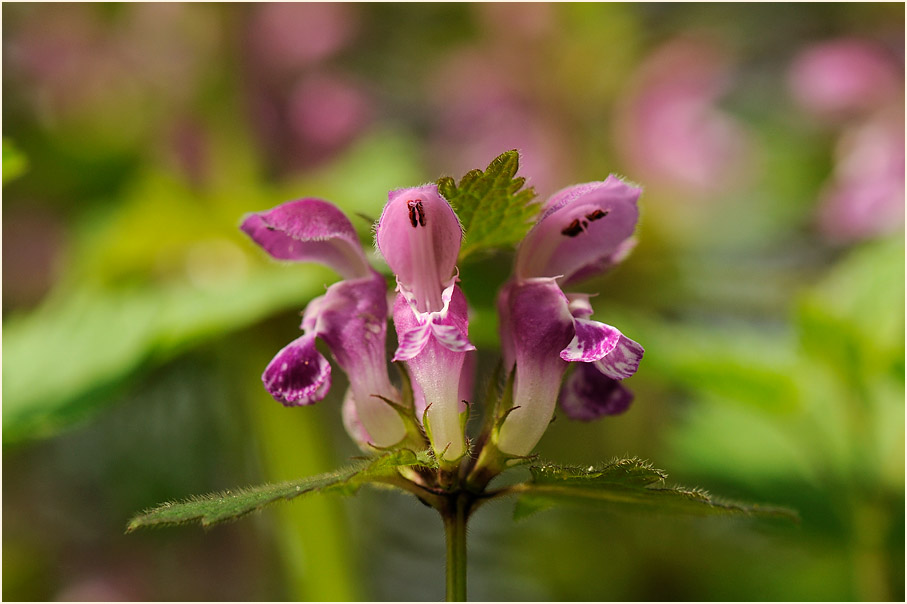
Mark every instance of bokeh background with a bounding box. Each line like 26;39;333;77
3;3;904;601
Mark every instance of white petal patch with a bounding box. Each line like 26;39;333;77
392;321;433;362
560;318;621;363
431;323;477;353
593;334;644;380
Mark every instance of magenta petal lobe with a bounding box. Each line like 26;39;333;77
263;334;332;406
559;362;634;421
594;334;644;380
241;198;370;280
560;318;621;363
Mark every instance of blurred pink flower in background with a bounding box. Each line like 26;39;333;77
474;2;557;43
428;47;572;197
7;4;214;122
247;2;358;78
614;37;755;199
788;38;901;121
288;73;374;157
242;4;371;172
788;37;904;243
816;110;905;243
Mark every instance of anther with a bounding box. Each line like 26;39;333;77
561;219;584;237
586;209;608;221
407;200;426;228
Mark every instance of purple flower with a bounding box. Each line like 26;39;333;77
559;362;634;421
376;184;476;461
614;37;754;198
816;110;905;243
495;179;644;457
241;198;405;448
788;38;900;121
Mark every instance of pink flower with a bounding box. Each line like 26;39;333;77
816;111;905;243
496;179;644;457
615;37;753;198
241;199;405;448
376;184;475;461
788;38;901;121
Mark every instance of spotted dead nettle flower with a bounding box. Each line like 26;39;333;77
241;199;405;448
376;184;475;462
496;176;644;457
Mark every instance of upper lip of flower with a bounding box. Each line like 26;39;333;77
240;197;372;280
514;176;641;283
376;183;463;313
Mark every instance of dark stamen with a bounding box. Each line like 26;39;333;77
416;201;426;226
586;209;608;221
561;219;583;237
407;199;426;228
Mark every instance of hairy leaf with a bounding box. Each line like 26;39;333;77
127;449;436;531
512;458;798;521
437;150;539;261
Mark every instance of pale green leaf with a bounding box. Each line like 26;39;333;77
1;264;334;445
796;236;905;379
127;449;436;531
437;150;539;261
603;308;801;415
512;459;798;521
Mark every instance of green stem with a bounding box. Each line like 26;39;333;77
443;493;470;602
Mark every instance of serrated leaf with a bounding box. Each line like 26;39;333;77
530;458;667;487
512;459;797;521
127;450;437;531
437;150;539;261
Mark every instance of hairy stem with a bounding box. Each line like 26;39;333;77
443;493;470;601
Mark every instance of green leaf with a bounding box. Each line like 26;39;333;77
2;264;334;445
126;449;437;531
796;236;905;379
512;458;798;521
603;308;801;415
437;150;539;262
3;138;28;185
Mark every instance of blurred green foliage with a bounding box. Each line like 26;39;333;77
2;2;903;601
3;138;28;185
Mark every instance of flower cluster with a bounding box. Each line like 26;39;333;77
241;174;643;470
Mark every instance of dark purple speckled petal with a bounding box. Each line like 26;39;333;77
262;333;331;406
559;362;634;421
